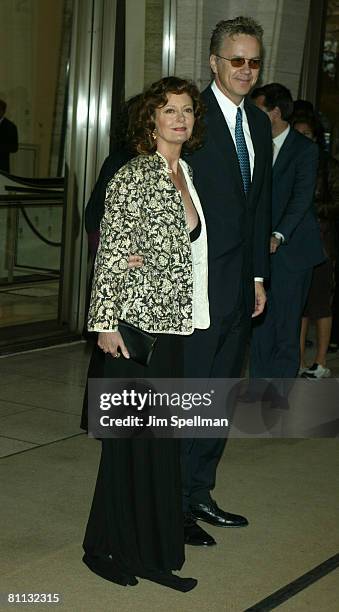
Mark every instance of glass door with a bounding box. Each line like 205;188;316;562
0;0;73;352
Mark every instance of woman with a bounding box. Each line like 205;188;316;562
82;77;209;592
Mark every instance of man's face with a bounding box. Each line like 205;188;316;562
210;34;261;105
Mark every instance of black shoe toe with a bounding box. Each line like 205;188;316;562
190;501;248;528
184;514;216;546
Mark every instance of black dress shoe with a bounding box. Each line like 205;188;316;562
190;500;248;528
184;514;216;546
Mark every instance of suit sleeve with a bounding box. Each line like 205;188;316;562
85;151;131;234
253;121;272;279
87;168;139;332
274;142;319;242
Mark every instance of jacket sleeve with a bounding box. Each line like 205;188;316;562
87;166;139;332
274;142;319;242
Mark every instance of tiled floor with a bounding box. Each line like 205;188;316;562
0;341;338;611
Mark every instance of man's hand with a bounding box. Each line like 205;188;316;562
252;281;266;318
270;235;281;253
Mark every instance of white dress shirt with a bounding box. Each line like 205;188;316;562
211;80;255;178
211;81;263;282
273;125;290;165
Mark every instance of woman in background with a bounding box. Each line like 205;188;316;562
292;114;338;377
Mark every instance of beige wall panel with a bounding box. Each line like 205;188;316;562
0;0;63;176
144;0;164;88
175;0;203;83
33;0;63;175
125;0;146;98
0;0;34;144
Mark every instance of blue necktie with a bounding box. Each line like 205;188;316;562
235;107;251;194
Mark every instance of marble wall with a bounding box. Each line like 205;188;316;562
125;0;146;99
125;0;164;99
175;0;311;96
144;0;164;87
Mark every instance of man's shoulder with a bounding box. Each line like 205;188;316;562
101;149;134;177
245;99;271;131
287;129;319;164
201;84;212;99
200;84;222;112
291;128;318;151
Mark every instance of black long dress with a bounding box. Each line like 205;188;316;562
81;221;201;585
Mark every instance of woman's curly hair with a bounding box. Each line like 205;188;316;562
128;76;205;155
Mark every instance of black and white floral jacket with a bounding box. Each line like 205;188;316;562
87;151;209;335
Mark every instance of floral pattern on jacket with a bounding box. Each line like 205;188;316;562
87;152;196;334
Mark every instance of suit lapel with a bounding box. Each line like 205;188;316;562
203;87;246;199
244;99;261;199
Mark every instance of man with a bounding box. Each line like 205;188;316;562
0;100;18;173
250;83;325;378
182;17;272;546
84;94;141;254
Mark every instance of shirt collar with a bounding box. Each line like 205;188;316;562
154;150;186;176
273;124;290;149
211;80;245;124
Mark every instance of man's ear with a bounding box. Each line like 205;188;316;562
272;106;282;121
210;55;218;75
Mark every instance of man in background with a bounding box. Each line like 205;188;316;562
250;83;325;378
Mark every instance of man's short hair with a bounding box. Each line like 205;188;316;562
0;99;7;114
251;86;266;100
293;99;315;118
260;83;294;121
210;16;264;56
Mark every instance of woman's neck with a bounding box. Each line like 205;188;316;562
156;144;182;174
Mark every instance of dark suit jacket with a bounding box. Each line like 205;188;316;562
272;128;325;271
185;85;272;318
0;117;18;172
85;148;133;234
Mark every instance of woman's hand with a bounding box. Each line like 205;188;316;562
97;254;143;358
127;254;144;268
97;331;130;359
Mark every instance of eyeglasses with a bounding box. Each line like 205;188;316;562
216;55;261;69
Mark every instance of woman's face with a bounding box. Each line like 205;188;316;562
293;121;316;141
154;92;195;149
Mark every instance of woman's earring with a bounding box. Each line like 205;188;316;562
152;129;157;140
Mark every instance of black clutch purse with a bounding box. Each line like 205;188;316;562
118;320;157;366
